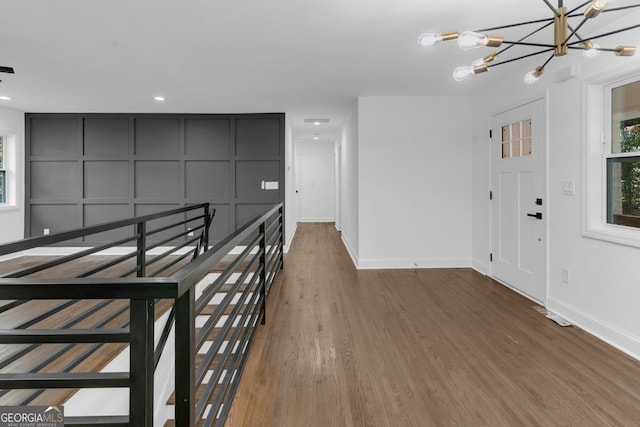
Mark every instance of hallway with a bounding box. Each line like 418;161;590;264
226;223;640;426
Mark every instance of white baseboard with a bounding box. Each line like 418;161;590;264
547;296;640;362
341;234;359;268
284;222;298;254
298;218;334;222
472;259;489;275
356;257;471;270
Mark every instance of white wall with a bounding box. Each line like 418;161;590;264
339;102;359;263
471;13;640;359
335;140;341;231
295;140;335;222
357;96;472;269
0;106;25;245
284;117;297;252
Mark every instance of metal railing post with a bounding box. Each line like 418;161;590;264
259;221;267;325
129;298;155;427
136;221;147;277
175;288;195;426
203;204;210;252
279;205;284;270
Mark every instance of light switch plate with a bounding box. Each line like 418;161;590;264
561;180;574;195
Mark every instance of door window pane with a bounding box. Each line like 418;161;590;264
502;142;510;158
502;125;509;142
500;120;532;159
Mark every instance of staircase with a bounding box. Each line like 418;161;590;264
163;268;259;426
0;202;283;426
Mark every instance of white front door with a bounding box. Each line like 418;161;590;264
491;98;546;303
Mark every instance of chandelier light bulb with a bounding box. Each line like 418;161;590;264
582;41;600;59
452;66;474;81
418;33;443;47
417;32;458;47
457;31;487;50
457;31;503;50
524;67;544;85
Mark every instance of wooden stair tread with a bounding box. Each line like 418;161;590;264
199;300;257;317
165;363;236;405
0;259;176;408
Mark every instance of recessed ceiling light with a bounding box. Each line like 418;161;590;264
313;135;320;140
154;96;165;102
0;96;11;101
304;118;330;124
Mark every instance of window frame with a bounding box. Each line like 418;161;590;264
583;67;640;248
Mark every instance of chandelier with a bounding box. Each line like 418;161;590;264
418;0;640;84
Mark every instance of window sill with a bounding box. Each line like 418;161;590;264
583;223;640;249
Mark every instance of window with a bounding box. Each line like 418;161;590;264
501;119;532;159
606;81;640;229
584;68;640;247
0;132;18;208
0;135;5;204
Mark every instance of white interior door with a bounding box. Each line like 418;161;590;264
296;141;335;222
491;98;546;303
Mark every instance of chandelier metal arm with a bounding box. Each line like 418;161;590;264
541;54;555;68
542;0;563;17
567;46;619;52
497;21;555;56
601;4;640;13
540;52;556;69
475;17;554;33
503;40;557;48
566;22;640;46
563;16;589;44
567;0;592;15
490;48;556;68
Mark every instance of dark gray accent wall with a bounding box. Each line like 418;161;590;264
25;113;285;245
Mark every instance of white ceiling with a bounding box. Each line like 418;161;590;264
1;0;638;142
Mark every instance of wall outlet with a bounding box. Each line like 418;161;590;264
43;228;50;235
561;268;570;284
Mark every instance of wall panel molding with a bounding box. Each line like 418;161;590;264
25;113;285;245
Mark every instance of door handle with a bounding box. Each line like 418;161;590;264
527;212;543;220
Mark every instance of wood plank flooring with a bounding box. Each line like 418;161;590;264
226;223;640;427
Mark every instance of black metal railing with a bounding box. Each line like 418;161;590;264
0;202;284;426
